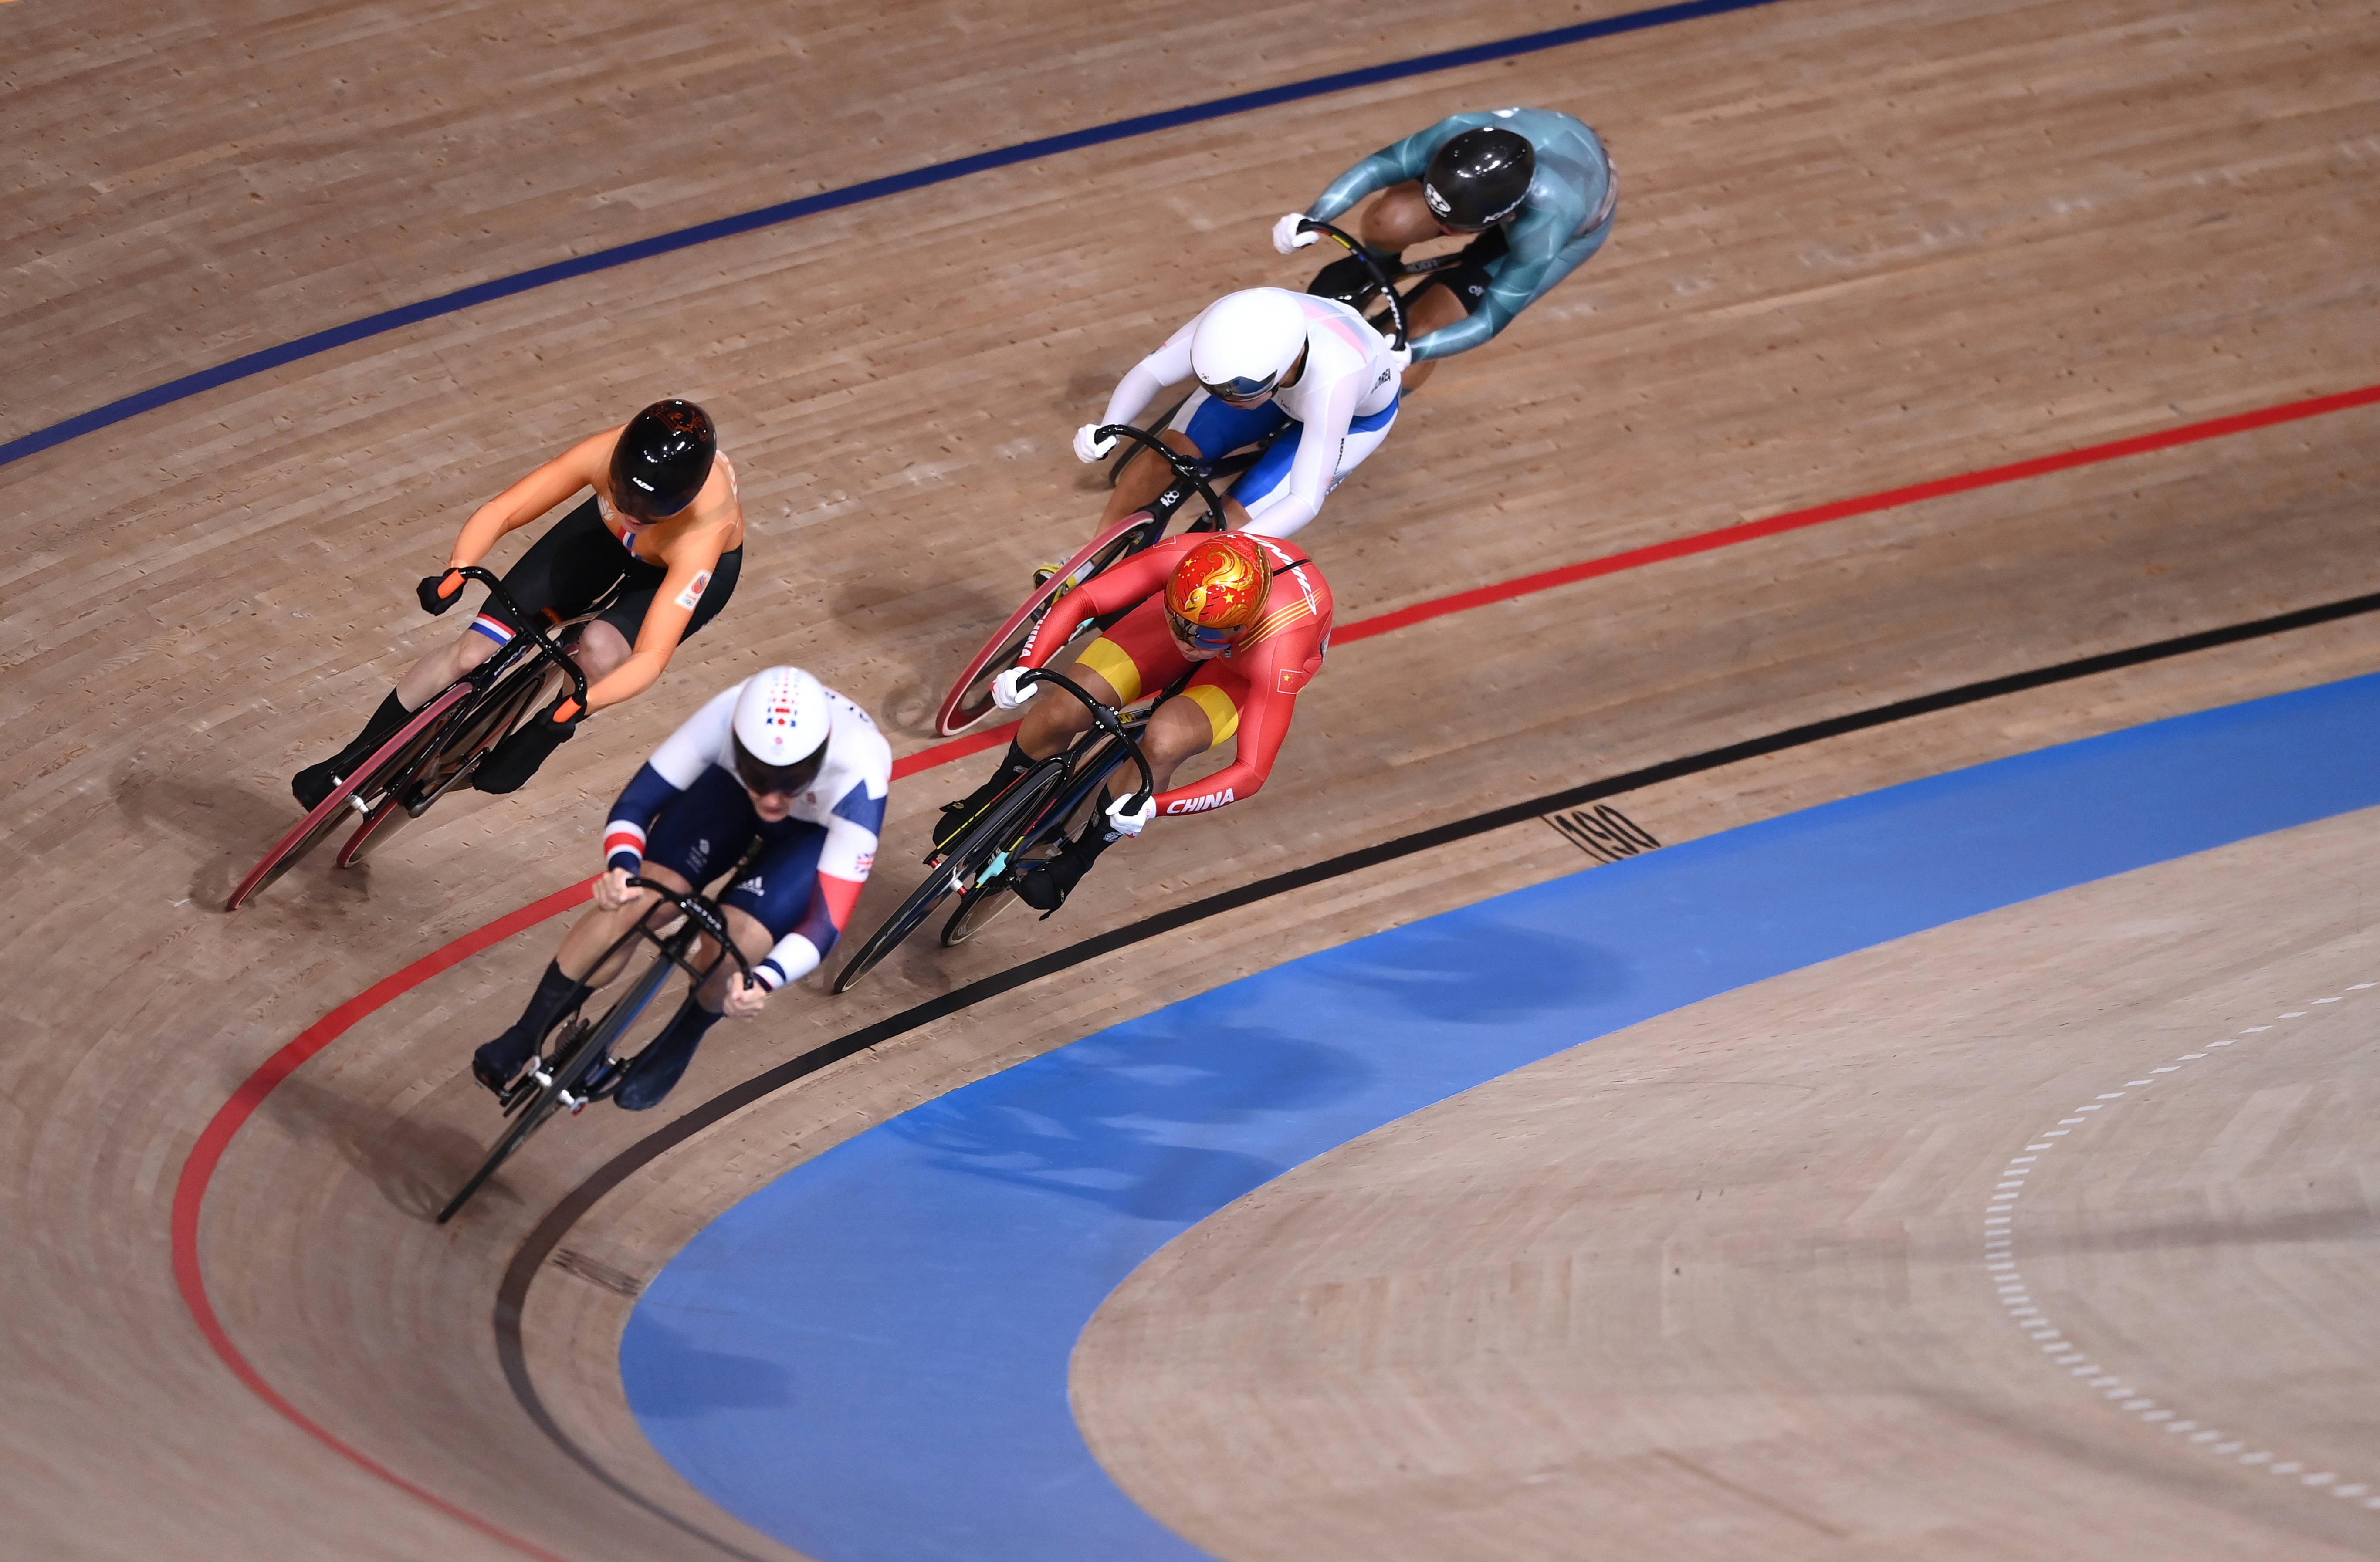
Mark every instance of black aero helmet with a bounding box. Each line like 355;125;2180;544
610;399;716;521
1422;126;1536;230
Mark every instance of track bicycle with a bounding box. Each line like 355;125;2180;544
436;875;756;1223
836;669;1158;993
932;221;1404;738
226;567;593;910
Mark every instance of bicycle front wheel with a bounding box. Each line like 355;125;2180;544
835;758;1070;991
225;684;471;910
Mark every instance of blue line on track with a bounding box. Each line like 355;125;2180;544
619;672;2380;1562
5;0;1793;472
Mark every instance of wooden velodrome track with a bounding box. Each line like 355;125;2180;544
6;0;2379;1557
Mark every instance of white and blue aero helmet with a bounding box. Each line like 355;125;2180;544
1191;288;1310;403
731;666;830;792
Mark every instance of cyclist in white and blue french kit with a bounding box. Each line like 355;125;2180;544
1075;285;1405;540
1273;107;1616;394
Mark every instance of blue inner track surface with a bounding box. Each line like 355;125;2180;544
3;0;1794;470
622;672;2380;1562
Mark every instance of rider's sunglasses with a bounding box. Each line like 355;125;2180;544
1167;608;1243;652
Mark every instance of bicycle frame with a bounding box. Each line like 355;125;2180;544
951;667;1156;887
1296;218;1412;350
439;878;755;1222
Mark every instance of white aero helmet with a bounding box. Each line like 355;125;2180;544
731;666;830;794
1190;288;1310;404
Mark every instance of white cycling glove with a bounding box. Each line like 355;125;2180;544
991;667;1040;710
1073;423;1118;464
1106;791;1157;837
1272;213;1320;255
1388;341;1414;375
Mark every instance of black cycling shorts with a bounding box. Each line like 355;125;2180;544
473;496;740;650
1418;227;1510;318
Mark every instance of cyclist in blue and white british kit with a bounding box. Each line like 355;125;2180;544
1076;285;1404;539
471;666;890;1111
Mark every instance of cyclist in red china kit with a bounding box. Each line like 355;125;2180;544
934;531;1331;910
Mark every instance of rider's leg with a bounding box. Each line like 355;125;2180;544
291;618;508;810
1100;429;1206;530
1393;285;1470;395
1015;692;1219;911
1357;181;1443;255
932;661;1117;849
297;501;612;809
614;903;777;1111
470;619;629;794
1091;392;1288;536
1227;398;1396;541
471;860;693;1089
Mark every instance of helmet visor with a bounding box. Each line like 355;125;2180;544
1198;372;1281;407
733;737;826;798
1166;606;1245;652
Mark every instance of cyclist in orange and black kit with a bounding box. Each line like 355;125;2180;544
935;531;1332;909
291;399;745;809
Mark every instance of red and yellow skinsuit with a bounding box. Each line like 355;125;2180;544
1020;533;1333;816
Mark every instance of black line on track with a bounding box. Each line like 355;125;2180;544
493;586;2380;1556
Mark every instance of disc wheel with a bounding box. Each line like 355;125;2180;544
223;684;471;911
934;515;1160;737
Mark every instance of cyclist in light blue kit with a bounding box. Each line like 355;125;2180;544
1273;108;1615;394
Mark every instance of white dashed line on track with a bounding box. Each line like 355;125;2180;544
1983;991;2378;1509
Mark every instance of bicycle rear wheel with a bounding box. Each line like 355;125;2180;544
834;758;1070;991
225;684;471;910
934;515;1160;737
334;662;547;869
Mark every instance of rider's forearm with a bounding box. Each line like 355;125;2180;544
1309;122;1443;223
1411;304;1505;362
602;763;683;871
1152;756;1264;817
445;500;525;569
1307;152;1402;224
585;650;666;711
1099;359;1171;432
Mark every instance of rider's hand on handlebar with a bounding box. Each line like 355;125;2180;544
1272;213;1320;255
991;667;1040;710
721;974;767;1021
416;570;465;615
538;691;588;730
592;866;638;911
1106;791;1157;838
1388;341;1414;375
1073;424;1117;464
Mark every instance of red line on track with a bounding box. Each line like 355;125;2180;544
170;880;592;1562
173;378;2380;1555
